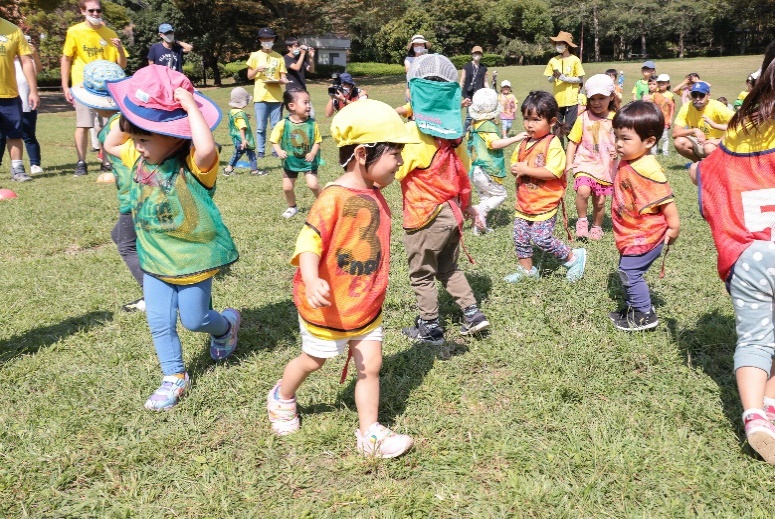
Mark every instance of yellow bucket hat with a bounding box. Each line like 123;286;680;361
330;99;418;147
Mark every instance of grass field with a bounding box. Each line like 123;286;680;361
2;54;773;517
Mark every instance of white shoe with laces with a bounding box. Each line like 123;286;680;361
282;206;299;219
355;422;413;458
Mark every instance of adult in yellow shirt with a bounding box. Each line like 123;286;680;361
246;27;288;159
672;81;733;162
0;17;39;182
543;31;585;137
60;0;127;177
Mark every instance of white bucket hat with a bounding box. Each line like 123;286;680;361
469;88;500;121
500;80;511;88
584;74;615;98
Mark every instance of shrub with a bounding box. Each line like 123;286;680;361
37;67;62;88
224;61;249;83
310;64;346;80
347;62;405;77
183;58;225;85
450;54;505;69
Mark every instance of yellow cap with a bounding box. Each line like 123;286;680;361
330;99;419;147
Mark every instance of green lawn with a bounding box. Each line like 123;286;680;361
2;54;772;517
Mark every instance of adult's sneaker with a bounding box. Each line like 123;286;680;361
74;160;88;177
564;248;587;282
11;164;32;182
144;373;190;411
744;411;775;464
122;298;146;312
460;308;490;335
402;316;444;344
210;308;241;360
356;422;413;458
30;165;44;175
100;161;112;172
609;306;659;331
267;380;300;435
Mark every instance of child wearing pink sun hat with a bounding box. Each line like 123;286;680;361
102;65;241;412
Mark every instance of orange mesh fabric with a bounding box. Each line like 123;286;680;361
515;134;566;218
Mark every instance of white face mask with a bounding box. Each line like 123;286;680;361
413;45;427;55
261;41;274;50
162;33;175;43
85;14;103;25
292;49;300;56
556;44;567;53
472;54;481;62
341;87;351;96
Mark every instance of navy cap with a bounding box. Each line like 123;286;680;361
258;27;277;39
690;81;711;94
339;72;354;84
158;23;174;34
641;60;655;69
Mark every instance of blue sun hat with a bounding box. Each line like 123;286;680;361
71;60;125;110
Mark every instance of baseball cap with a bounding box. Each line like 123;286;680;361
407;53;458;83
71;60;125;111
656;73;670;82
338;72;355;85
500;80;511;88
689;81;711;95
158;23;174;34
258;27;277;39
106;65;221;138
641;60;656;69
584;74;615;97
330;99;418;147
469;88;500;121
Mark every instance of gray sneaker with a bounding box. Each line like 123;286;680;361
11;164;32;182
74;160;88;177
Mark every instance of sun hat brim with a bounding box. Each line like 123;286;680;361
71;85;121;111
550;33;578;48
105;77;222;139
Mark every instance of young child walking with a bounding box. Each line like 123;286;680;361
498;80;518;138
398;54;490;343
653;74;675;155
266;99;416;458
609;101;680;331
692;43;775;463
505;90;587;283
467;88;524;234
224;87;261;176
103;65;241;411
270;88;322;219
566;74;619;241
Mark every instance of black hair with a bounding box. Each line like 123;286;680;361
731;39;775;132
119;114;152;136
717;96;729;104
282;88;308;110
338;142;404;169
647;76;657;83
613;101;664;142
520;90;559;132
285;38;299;47
605;68;618;76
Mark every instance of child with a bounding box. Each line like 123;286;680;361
734;70;759;110
606;68;623;100
566;74;619;241
692;43;775;464
399;54;490;342
103;65;241;410
224;87;261;176
642;76;658;102
672;72;706;104
498;80;518;138
270;88;322;219
266;99;416;458
609;101;680;331
505;90;587;282
653;74;675;155
632;60;656;101
467;88;524;234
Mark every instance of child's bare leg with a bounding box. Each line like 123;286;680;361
737;366;768;411
350;339;383;435
283;176;297;207
591;194;606;228
765;360;775;400
575;184;591;218
278;352;326;400
305;172;321;198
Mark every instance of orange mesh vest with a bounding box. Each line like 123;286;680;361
293;185;391;333
612;159;673;255
401;138;471;230
515;134;566;218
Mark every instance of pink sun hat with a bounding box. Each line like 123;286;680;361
105;64;221;139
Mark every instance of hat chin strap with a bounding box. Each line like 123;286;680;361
340;142;376;168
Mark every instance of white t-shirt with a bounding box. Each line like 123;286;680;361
14;60;31;112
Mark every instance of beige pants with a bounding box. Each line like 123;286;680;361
402;203;477;320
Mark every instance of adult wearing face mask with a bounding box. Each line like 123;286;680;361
460;46;488;129
543;31;584;136
324;73;367;117
284;38;314;91
61;0;127;177
247;27;287;158
404;35;430;75
147;23;192;72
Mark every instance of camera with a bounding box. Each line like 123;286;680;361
328;73;344;96
301;45;309;51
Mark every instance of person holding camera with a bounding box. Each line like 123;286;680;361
284;38;314;91
324;73;366;117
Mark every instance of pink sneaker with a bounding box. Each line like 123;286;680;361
744;412;775;464
267;381;300;435
575;218;589;239
765;403;775;421
589;226;604;241
356;422;413;458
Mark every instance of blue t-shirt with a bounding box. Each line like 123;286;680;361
147;42;184;72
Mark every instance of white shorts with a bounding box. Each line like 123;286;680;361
299;316;383;359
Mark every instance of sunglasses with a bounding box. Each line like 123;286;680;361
85;8;102;13
690;92;707;99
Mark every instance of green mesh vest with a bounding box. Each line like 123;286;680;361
228;108;256;150
467;120;505;179
280;116;319;172
98;114;133;214
131;155;239;279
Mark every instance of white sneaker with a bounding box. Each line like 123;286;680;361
356;422;413;458
30;165;44;175
282;206;299;219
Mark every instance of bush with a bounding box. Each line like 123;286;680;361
182;53;225;85
310;64;346;80
449;54;505;69
347;62;405;77
37;67;62;88
224;61;248;83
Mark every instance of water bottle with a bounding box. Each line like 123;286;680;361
618;71;625;88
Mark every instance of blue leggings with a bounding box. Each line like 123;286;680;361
143;274;229;375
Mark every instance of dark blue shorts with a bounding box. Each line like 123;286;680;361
0;97;23;140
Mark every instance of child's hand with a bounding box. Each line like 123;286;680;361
277;150;288;159
511;161;528;177
240;140;246;150
174;88;197;111
110;38;123;50
609;147;619;159
461;98;472;107
513;131;529;142
664;227;679;245
304;151;316;162
306;279;331;308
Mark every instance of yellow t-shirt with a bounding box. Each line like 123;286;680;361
62;22;125;86
0;19;32;98
119;145;220;285
543;55;585;108
269;118;323;145
674;98;734;139
723;122;775;154
245;50;287;103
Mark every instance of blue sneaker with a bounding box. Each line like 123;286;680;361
504;266;539;283
564;248;587;282
210;308;241;360
144;373;190;411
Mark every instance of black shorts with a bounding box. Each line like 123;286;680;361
283;169;318;179
0;97;23;139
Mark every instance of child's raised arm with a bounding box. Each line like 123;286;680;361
175;88;217;171
103;120;129;159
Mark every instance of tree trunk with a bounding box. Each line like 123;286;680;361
641;31;647;56
619;35;625;61
678;32;684;59
593;1;600;62
207;55;222;86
